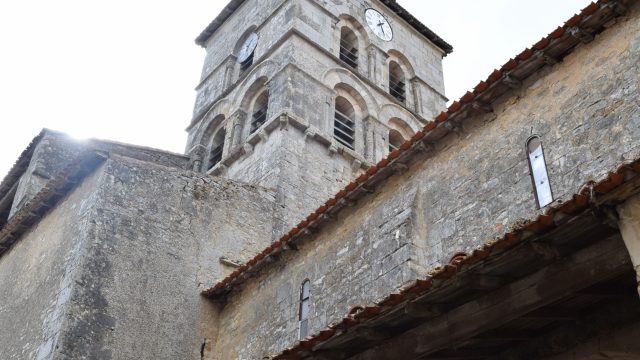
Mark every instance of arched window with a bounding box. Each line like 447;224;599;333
250;90;269;134
527;136;553;208
388;129;405;152
389;61;406;103
339;27;358;69
299;280;311;339
207;129;225;170
334;96;356;150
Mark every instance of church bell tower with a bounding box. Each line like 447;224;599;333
186;0;452;227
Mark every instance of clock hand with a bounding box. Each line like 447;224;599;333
377;23;386;35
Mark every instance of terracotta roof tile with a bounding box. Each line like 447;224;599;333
447;101;462;113
517;48;535;60
583;2;601;15
533;37;551;50
356;174;369;183
501;58;519;71
435;112;449;123
487;69;503;82
366;166;379;176
549;26;567;39
460;91;475;103
424;121;438;131
565;14;584;27
593;171;625;193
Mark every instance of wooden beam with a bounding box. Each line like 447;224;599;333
348;237;632;360
353;327;391;341
426;348;496;359
404;302;445;318
474;329;538;341
468;274;504;291
518;307;578;321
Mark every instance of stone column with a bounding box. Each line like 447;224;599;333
367;46;376;82
617;194;640;297
367;45;388;88
411;77;423;116
362;115;377;164
187;144;207;172
229;110;247;150
222;57;237;90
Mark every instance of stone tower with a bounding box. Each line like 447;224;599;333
185;0;452;228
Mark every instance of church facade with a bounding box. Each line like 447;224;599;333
1;0;639;359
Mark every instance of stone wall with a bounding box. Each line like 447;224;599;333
50;155;278;359
1;134;280;359
215;175;422;359
225;117;365;232
0;162;103;359
212;3;640;358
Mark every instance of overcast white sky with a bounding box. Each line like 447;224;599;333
0;0;592;178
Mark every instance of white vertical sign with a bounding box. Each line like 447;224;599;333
529;143;553;207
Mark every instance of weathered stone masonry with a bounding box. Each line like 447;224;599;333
0;132;281;359
207;1;640;358
185;0;450;232
1;0;640;359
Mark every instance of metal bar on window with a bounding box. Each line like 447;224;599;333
251;106;268;133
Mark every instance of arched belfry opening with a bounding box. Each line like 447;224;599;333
389;61;406;103
388;129;404;152
387;117;413;153
207;129;226;170
334;96;356;150
250;90;269;134
339;27;358;69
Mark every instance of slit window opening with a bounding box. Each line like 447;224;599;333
299;280;311;339
527;136;553;208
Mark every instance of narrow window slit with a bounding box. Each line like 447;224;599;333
299;280;311;339
527;136;553;208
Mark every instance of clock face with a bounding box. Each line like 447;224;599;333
238;32;258;63
365;8;393;41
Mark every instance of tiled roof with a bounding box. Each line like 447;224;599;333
194;0;453;54
270;158;640;359
202;0;632;299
